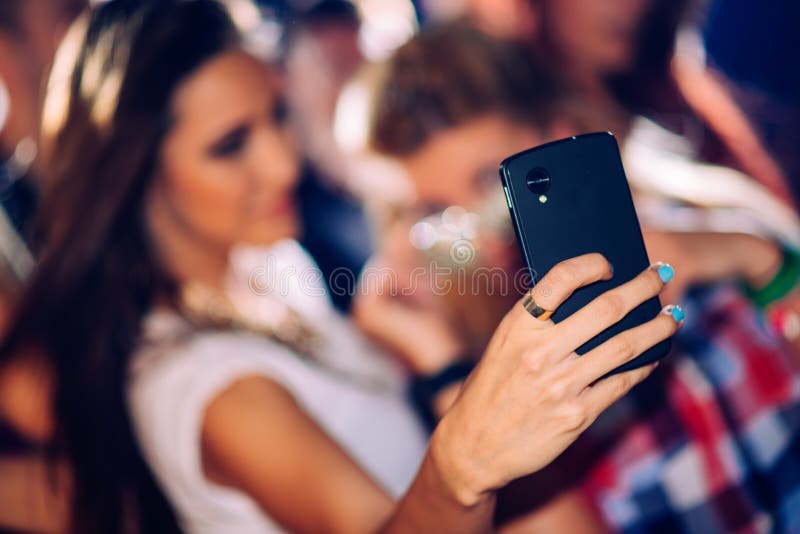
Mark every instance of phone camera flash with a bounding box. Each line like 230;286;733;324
538;195;548;204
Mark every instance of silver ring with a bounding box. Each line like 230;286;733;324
522;291;553;321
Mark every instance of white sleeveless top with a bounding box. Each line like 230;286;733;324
127;240;428;534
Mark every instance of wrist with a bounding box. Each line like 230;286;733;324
742;246;800;308
738;235;783;287
409;338;465;375
428;415;493;508
409;360;474;430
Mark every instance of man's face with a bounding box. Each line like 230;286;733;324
400;114;543;211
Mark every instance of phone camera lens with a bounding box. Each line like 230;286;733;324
526;168;551;195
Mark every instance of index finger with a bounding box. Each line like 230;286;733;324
511;253;614;327
553;263;670;352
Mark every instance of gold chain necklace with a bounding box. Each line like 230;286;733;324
177;282;396;392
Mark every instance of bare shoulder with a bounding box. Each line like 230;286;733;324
200;373;316;488
203;374;302;448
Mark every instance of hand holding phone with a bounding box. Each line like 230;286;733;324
499;132;675;373
435;253;680;505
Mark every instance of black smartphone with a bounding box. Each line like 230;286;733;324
499;132;669;374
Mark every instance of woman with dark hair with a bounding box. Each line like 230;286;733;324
549;0;796;207
470;0;796;207
0;1;681;533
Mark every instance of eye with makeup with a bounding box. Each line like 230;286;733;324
208;125;250;159
207;95;290;159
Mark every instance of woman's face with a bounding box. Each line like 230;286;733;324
149;50;299;254
541;0;650;75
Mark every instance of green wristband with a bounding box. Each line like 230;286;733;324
743;247;800;308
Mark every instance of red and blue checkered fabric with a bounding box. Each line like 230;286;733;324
579;284;800;533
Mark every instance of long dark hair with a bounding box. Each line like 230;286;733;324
531;0;690;118
1;1;239;532
605;0;690;118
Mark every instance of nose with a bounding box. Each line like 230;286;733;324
251;126;299;194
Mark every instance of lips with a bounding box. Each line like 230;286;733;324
258;197;296;218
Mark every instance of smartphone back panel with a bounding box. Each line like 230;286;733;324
500;132;669;373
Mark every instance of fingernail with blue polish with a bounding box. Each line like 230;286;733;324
656;263;674;283
609;262;615;275
663;304;685;323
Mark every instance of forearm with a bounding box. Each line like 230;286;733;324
650;231;782;287
0;454;70;534
0;355;55;443
380;430;495;534
727;233;783;287
498;489;606;534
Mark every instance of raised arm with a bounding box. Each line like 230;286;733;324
202;254;681;533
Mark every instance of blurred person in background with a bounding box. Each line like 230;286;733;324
0;0;86;294
358;22;800;532
283;0;373;311
703;0;800;208
0;1;680;532
351;25;569;357
465;0;800;360
0;2;86;533
468;0;796;206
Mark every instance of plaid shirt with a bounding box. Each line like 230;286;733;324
578;284;800;533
